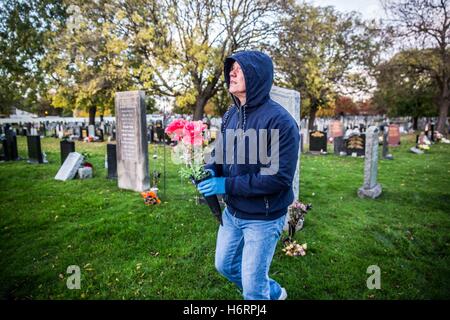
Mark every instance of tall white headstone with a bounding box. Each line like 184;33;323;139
270;85;301;200
115;91;150;192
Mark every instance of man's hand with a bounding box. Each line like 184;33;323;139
205;168;215;177
197;177;226;196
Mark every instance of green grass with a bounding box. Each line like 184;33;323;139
0;135;449;300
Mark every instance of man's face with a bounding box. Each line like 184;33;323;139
229;61;246;97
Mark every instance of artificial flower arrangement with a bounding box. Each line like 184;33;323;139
282;200;312;257
165;119;222;224
141;191;161;205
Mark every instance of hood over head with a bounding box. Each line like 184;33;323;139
224;51;273;108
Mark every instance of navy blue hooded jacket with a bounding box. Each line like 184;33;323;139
205;51;300;220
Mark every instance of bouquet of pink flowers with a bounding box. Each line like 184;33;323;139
165;119;209;180
165;118;222;224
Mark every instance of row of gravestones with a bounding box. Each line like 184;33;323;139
308;122;401;157
1;122;118;142
0;128;48;163
55;142;118;181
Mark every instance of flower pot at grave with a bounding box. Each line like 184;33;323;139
192;171;223;225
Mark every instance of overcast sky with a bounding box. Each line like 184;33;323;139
308;0;386;20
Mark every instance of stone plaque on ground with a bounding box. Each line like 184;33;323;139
346;134;365;156
270;85;301;201
358;126;382;199
309;130;327;153
388;124;400;147
115;91;150;192
27;135;43;163
330;120;344;138
55;152;84;181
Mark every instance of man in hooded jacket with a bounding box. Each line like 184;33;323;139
198;50;300;300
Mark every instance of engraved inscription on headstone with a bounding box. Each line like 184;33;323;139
115;91;149;192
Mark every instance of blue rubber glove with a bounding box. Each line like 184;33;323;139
197;177;226;196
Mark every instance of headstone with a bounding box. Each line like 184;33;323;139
410;147;424;154
309;130;327;153
333;136;345;155
107;143;118;179
155;120;164;142
81;128;88;139
270;86;301;232
388;124;400;147
358;126;382;199
78;166;93;179
430;122;435;142
55;152;84;181
60;140;75;164
88;125;95;138
115;90;150;192
382;129;394;160
270;85;301;201
2;129;19;161
96;128;104;142
27;135;44;163
346;134;365;156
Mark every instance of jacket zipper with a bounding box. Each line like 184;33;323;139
264;196;269;216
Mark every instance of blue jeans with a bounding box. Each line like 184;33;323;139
215;207;286;300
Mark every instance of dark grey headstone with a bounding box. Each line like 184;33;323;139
60;140;75;165
333;136;345;155
27;135;43;163
346;134;365;156
2;130;19;161
309;131;327;153
107;143;118;179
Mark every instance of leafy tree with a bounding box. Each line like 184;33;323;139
0;0;67;115
269;1;385;130
43;1;136;124
383;0;450;134
374;50;438;129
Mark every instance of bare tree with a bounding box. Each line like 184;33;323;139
125;0;282;119
383;0;450;135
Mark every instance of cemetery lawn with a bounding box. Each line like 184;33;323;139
0;135;449;300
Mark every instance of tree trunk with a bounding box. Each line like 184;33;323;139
436;100;449;136
413;116;418;130
436;85;449;136
89;106;96;125
308;105;318;131
193;97;207;121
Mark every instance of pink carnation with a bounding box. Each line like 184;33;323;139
165;119;186;141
